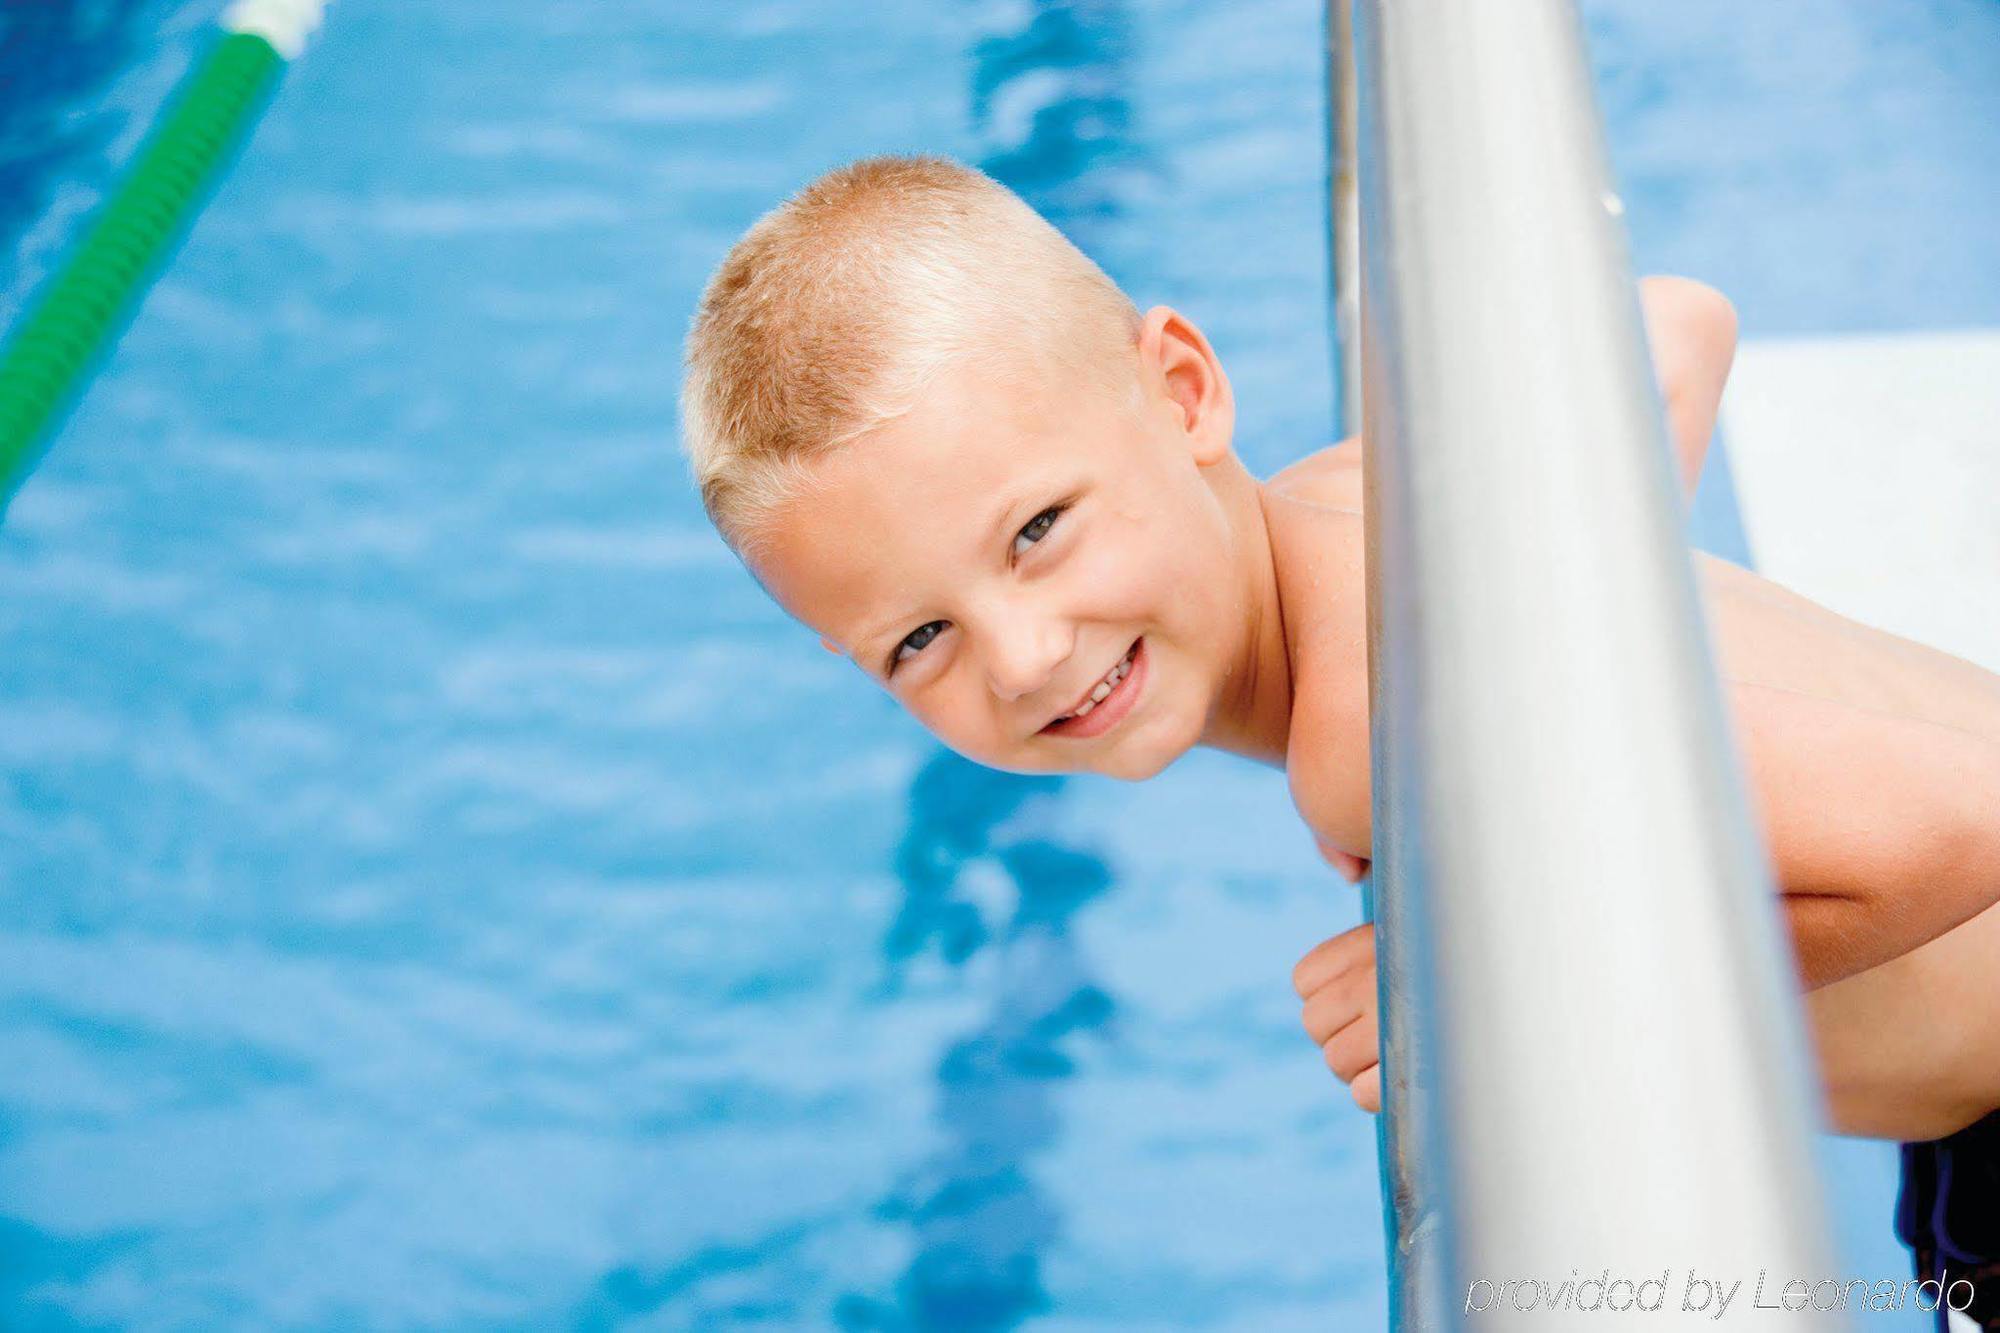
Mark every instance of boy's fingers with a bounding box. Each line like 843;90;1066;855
1291;922;1376;998
1314;838;1369;884
1351;1064;1382;1114
1300;967;1373;1043
1320;1011;1380;1082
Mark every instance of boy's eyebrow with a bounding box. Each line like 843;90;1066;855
980;482;1032;544
850;610;916;665
984;482;1047;551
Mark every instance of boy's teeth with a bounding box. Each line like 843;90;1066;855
1057;644;1137;724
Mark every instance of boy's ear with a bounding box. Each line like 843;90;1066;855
1138;304;1235;467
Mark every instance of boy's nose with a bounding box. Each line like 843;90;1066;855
983;617;1073;703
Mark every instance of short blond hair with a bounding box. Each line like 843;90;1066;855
680;155;1141;553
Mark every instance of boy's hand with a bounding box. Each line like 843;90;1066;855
1293;923;1381;1112
1314;836;1370;884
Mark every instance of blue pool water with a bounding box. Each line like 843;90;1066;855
3;0;1997;1327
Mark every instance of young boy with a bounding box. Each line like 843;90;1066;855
680;151;2000;1207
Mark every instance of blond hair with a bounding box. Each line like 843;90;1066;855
680;155;1141;554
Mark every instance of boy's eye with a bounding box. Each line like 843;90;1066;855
892;619;947;669
1012;504;1066;559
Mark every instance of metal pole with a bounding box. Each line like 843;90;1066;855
1328;0;1362;438
1330;4;1444;1327
1350;2;1844;1327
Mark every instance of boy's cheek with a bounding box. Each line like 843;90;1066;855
918;703;1090;777
904;691;1013;766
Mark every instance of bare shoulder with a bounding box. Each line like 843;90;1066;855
1259;438;1372;858
1265;436;1363;509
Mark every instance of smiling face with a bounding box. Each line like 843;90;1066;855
750;307;1257;780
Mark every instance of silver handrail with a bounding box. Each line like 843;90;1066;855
1328;0;1362;437
1327;5;1445;1325
1342;2;1845;1327
1328;6;1443;1323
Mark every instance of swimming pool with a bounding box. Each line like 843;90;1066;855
3;0;1995;1326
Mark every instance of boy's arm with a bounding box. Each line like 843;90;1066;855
1636;279;2000;985
1303;878;2000;1133
1305;275;1735;893
1640;272;1736;496
1807;902;2000;1139
1726;663;2000;989
1639;274;1738;496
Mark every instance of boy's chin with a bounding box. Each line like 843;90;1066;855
1093;749;1181;782
965;735;1189;783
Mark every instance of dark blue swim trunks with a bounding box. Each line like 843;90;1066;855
1900;1111;2000;1331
